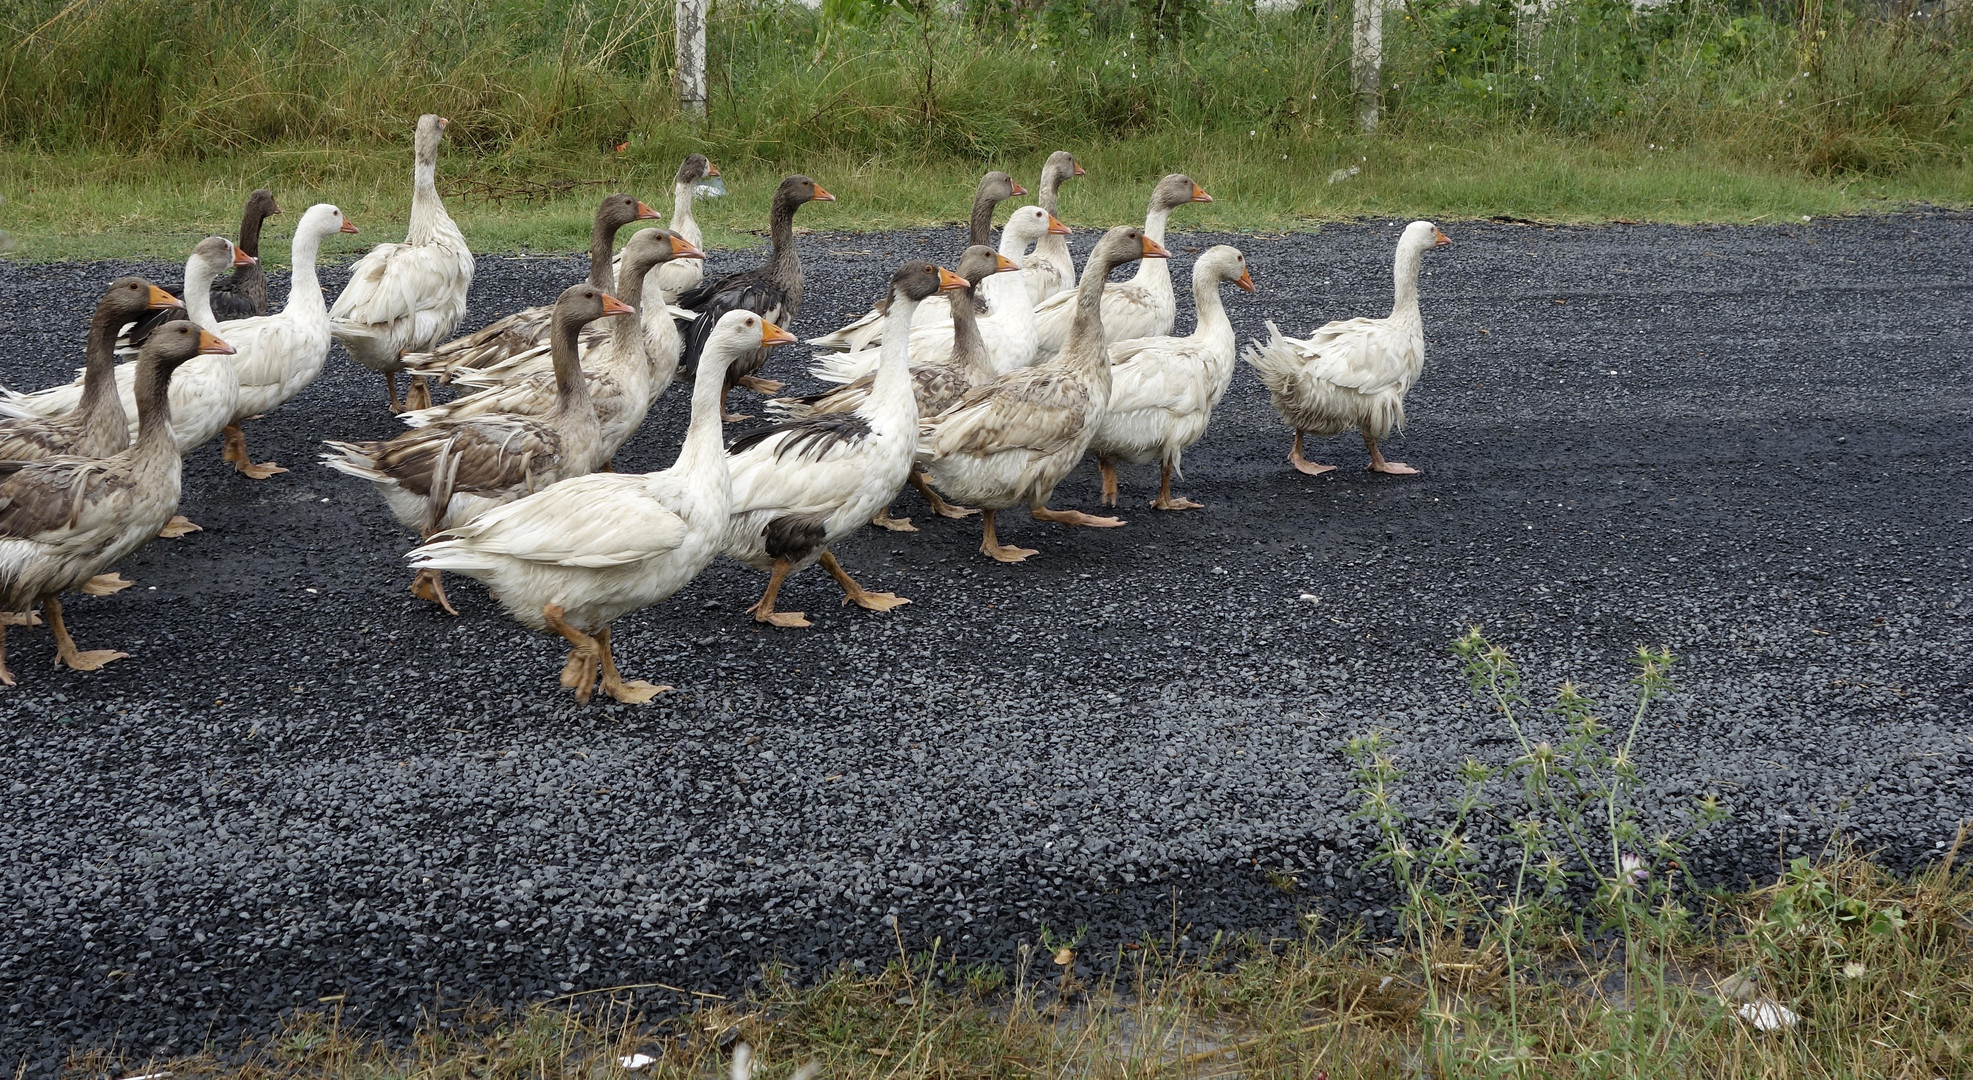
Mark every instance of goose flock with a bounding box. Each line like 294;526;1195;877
0;115;1452;701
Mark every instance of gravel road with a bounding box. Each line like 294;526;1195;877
2;211;1969;1070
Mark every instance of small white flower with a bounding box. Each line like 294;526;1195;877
1620;852;1648;885
1842;961;1866;979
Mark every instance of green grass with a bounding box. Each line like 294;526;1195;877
2;0;1968;261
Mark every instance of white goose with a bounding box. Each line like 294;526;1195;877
219;203;360;478
397;228;704;464
1028;174;1211;360
407;310;793;705
657;154;719;300
807;205;1064;383
916;226;1165;562
722;261;967;627
1245;220;1451;476
1089;245;1255;510
1023;151;1085;303
330;114;475;414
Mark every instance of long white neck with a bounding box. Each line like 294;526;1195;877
1191;269;1234;348
1390;242;1425;323
669;182;700;246
407;154;448;244
284;227;328;317
987;229;1039;314
870;294;922;425
670;339;735;488
183;258;220;330
1128;204;1174;294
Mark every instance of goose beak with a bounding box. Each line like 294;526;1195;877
1010;182;1029;197
269;202;282;215
598;292;637;318
232;246;258;268
760;320;799;347
936;267;969;292
438;117;450;130
994;253;1020;273
339;218;361;234
1190;183;1213;203
1433;227;1452;247
670;235;707;260
1046;213;1072;236
707;163;721;178
1073;162;1087;176
1236;268;1257;293
810;183;837;202
196;329;236;356
634;201;662;220
146;285;184;311
1140;235;1170;259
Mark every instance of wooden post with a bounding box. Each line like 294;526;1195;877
676;0;709;119
1352;0;1382;133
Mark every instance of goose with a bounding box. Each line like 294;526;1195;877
627;154;718;301
122;189;280;344
806;204;1065;384
0;323;234;686
406;310;796;704
1244;221;1451;476
404;192;660;382
331;115;476;414
0;277;182;462
804;170;1023;353
917;226;1166;562
674;174;834;420
1089;245;1255;510
1028;174;1211;359
1024;151;1085;303
767;244;1015;529
721;261;966;627
323;284;634;614
397;229;705;465
220;203;360;478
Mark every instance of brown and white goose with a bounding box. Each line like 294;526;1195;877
0;277;181;462
404;192;660;382
674;174;834;420
123;189;279;344
916;225;1167;562
1024;151;1085;303
1028;174;1210;359
324;285;635;614
0;323;234;686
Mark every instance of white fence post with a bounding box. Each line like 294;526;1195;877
676;0;709;119
1352;0;1382;133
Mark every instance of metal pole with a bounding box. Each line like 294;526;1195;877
1352;0;1382;133
676;0;709;119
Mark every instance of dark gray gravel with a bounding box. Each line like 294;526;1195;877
2;212;1970;1071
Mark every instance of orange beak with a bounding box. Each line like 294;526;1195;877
1433;227;1452;247
1140;235;1170;259
707;162;721;177
810;183;837;202
232;245;258;268
1235;267;1257;293
1073;161;1087;177
598;292;637;317
994;253;1020;273
634;201;661;220
669;235;707;260
196;329;236;355
438;117;450;130
1190;183;1213;203
1046;213;1072;236
146;285;184;311
340;218;360;234
1010;181;1029;197
760;319;798;347
936;266;969;291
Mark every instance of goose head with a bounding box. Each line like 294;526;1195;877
1088;225;1168;281
976;170;1026;205
1198;245;1255;293
1151;173;1212;212
1044;150;1086;185
1001;205;1067;249
299;203;360;239
244;188;281;221
618;227;706;282
142;321;236;374
414;114;449;165
598;192;663;232
1402;220;1452;252
890;261;970;307
775;175;836;209
554;284;637;327
702;310;797;376
192;235;256;275
101;276;183;325
956;244;1019;287
676;153;718;185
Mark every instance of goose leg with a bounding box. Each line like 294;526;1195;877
382;372;403;413
747;557;812;628
221;423;287;479
158;516;203;539
720;385;752;424
1288;431;1336;476
1363;429;1419;475
596;626;671;704
979;509;1038;563
80;574;132;595
912;470;976;518
1098;458;1120;507
542;604;601;703
410;568;459;616
1030;504;1126;528
870;506;918;533
403;373;433;412
1150;462;1204;511
44;596;128;672
736;374;783;395
820;552;909;612
0;624;12;687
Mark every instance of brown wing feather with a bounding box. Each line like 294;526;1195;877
360;418;566;499
934;371;1093;457
0;459;122;538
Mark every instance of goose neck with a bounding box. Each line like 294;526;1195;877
183;257;220;329
77;303;130;417
549;313;594;410
674;342;732;476
670;181;696;231
130;356;179;456
286;227;328;315
1063;249;1117;364
587;217;619;292
948;288;990;375
1390;243;1425;320
1038;170;1062;216
967;194;997;249
1191;271;1233;343
238;206;267;258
